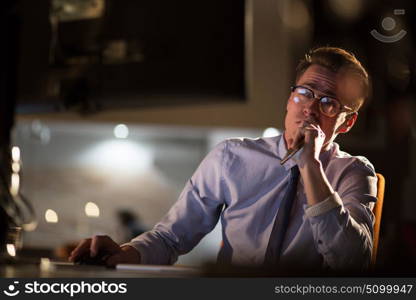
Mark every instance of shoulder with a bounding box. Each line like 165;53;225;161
205;136;280;170
222;135;280;154
327;144;378;200
329;143;376;176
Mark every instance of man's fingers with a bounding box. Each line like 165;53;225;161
105;246;142;267
303;126;322;135
90;235;120;258
303;126;319;134
303;126;325;145
69;238;91;262
292;120;323;150
90;235;108;257
90;236;100;258
105;253;125;267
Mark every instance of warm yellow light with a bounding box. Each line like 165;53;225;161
280;0;311;30
12;162;20;173
45;209;59;223
22;222;38;232
6;244;16;257
10;174;20;196
85;202;100;218
11;146;20;162
40;258;54;271
328;0;364;21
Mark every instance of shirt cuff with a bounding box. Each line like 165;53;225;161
305;192;343;218
120;242;146;263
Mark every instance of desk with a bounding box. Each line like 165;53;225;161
0;261;201;278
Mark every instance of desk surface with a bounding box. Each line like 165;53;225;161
0;261;201;278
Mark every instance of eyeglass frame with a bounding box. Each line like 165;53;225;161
290;85;355;117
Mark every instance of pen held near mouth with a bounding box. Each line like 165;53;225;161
280;141;304;165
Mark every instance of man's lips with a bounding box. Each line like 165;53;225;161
296;116;320;126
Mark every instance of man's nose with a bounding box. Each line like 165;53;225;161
302;98;320;118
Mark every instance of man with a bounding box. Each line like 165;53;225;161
69;47;377;272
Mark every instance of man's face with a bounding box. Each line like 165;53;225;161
284;64;360;149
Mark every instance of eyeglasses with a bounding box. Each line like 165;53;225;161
290;85;353;117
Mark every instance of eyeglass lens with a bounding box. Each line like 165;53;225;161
293;86;340;117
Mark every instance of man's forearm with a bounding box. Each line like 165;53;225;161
299;158;334;206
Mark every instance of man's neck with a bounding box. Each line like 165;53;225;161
283;131;294;150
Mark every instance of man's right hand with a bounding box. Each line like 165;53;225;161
68;235;141;267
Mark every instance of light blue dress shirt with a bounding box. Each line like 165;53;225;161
126;134;377;271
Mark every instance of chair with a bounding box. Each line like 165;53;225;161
371;173;385;267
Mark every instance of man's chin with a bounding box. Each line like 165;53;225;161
283;133;296;150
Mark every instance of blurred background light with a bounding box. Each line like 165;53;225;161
45;209;59;223
280;0;311;30
11;162;20;173
10;174;20;196
85;201;100;218
30;120;51;144
11;146;20;162
114;124;129;139
6;244;16;257
328;0;364;21
262;127;281;138
78;140;153;175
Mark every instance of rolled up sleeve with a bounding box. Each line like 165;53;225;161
305;159;377;271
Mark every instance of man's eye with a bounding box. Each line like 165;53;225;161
298;89;310;96
321;97;334;105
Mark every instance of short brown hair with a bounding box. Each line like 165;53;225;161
295;47;370;111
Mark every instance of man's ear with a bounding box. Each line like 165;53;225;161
337;112;358;133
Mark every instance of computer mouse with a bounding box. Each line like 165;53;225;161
74;253;108;266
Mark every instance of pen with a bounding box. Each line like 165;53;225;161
280;142;304;165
